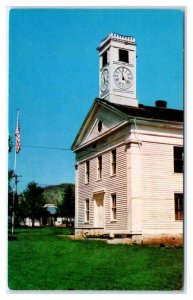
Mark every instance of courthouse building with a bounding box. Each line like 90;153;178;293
71;33;183;244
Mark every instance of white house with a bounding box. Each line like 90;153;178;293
71;33;183;245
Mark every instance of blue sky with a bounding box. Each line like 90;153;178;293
9;8;184;192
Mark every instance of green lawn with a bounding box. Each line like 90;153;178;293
8;227;183;291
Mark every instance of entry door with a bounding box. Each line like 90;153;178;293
94;194;104;228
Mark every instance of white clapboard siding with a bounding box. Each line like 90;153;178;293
76;112;183;237
141;141;183;233
77;143;128;230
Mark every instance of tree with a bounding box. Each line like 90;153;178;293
57;184;75;222
17;193;29;226
8;135;13;153
22;182;46;227
8;170;14;215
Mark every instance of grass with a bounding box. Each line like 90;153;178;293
8;227;183;291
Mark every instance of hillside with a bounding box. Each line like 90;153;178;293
43;183;75;205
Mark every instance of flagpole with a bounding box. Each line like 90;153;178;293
12;109;20;235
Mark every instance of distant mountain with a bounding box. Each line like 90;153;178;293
43;183;75;205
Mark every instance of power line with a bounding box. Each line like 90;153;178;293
13;144;106;153
16;143;183;157
20;145;71;151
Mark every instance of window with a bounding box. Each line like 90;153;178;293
174;146;183;173
85;199;89;222
85;160;90;184
97;155;102;180
119;49;129;63
111;149;116;175
102;51;107;67
174;193;183;220
111;194;117;221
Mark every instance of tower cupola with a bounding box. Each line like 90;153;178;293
98;33;138;107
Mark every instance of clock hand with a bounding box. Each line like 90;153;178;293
122;70;126;81
121;69;124;80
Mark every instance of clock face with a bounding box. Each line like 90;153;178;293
100;69;109;92
113;67;133;89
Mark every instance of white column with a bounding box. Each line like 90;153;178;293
126;139;142;234
75;163;79;228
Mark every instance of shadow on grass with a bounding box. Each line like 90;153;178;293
8;235;17;241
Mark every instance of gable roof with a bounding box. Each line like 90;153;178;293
97;98;183;123
71;97;183;151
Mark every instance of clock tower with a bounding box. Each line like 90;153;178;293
98;33;138;107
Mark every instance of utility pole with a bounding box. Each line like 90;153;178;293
12;109;21;234
12;173;22;234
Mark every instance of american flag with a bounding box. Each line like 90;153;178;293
15;117;21;153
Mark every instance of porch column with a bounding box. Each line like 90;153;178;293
75;163;79;228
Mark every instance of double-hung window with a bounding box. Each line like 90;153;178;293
85;160;90;184
111;149;116;175
174;193;183;221
97;155;102;180
174;146;183;173
85;199;89;222
111;194;117;221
